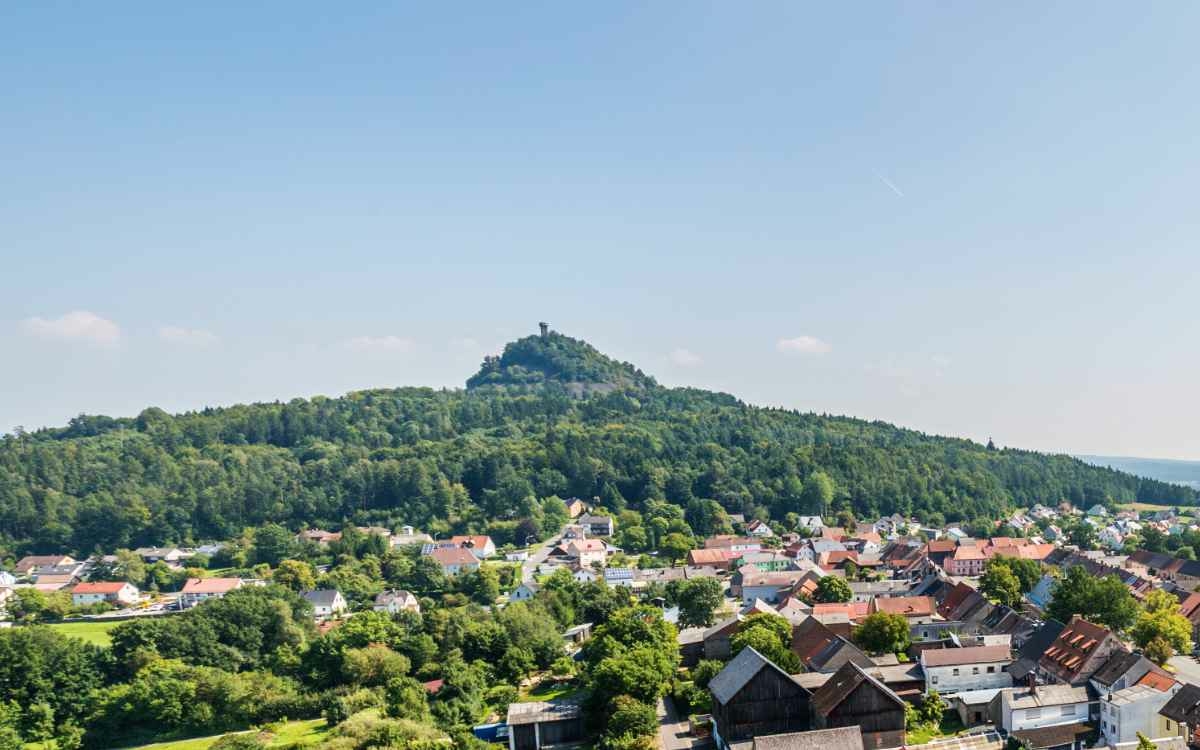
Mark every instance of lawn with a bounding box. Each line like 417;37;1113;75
1118;501;1186;513
519;678;581;702
906;713;966;745
48;620;123;647
115;718;330;750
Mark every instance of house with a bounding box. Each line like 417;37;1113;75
604;568;635;588
577;513;614;537
1099;526;1126;549
429;547;481;575
510;582;539;602
1008;619;1067;682
868;596;936;623
296;528;343;546
0;572;15;588
797;516;825;535
301;590;347;621
689;548;737;570
14;555;75;576
919;645;1013;695
847;580;912;603
740;570;814;605
564;498;588;518
991;684;1092;735
1044;525;1063;542
953;688;1007;727
810;661;906;750
1101;683;1182;745
570;565;598;584
1038;615;1123;685
736;551;797;573
549;539;607;569
374;589;421;614
449;535;496;559
562;623;592;646
946;527;969;541
31;574;77;591
1090;651;1160;695
747;520;775;538
790;616;873;674
946;545;987;576
506;701;584;750
70;581;139;607
709;646;812;748
705;535;763;554
1089;504;1110;518
134;547;190;564
179;577;243;607
390;527;433;549
505;550;529;562
1158;683;1200;746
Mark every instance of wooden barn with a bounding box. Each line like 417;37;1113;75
506;701;583;750
810;661;907;750
709;647;812;749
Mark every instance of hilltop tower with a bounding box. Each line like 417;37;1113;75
539;321;549;338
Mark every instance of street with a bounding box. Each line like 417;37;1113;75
656;695;708;750
1169;654;1200;685
520;524;567;583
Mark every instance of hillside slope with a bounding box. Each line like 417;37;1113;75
0;329;1192;555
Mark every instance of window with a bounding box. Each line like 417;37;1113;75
953;668;960;676
1027;708;1042;719
1061;705;1076;716
931;676;939;684
987;666;995;673
972;667;980;675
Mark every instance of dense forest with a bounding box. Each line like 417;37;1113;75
1;330;1192;556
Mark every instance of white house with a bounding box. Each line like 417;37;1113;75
70;581;140;607
373;589;420;614
428;547;481;575
1101;684;1181;745
746;520;774;538
1099;526;1126;549
571;566;598;584
510;582;539;602
0;572;16;588
179;577;243;608
994;684;1092;734
946;527;969;541
604;568;636;588
449;535;496;559
921;645;1013;695
301;590;347;621
505;550;530;562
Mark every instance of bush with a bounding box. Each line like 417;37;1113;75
690;660;724;689
210;734;268;750
321;688;386;726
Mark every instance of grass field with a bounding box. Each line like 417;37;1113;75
48;620;123;647
519;677;581;702
117;718;331;750
1118;502;1180;512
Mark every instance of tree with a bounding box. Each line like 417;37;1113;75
1046;566;1139;632
730;613;800;672
690;660;724;689
252;524;294;567
980;564;1022;608
853;612;910;655
920;690;945;725
1137;733;1157;750
272;560;316;592
1068;523;1098;550
673;578;723;628
1132;590;1193;664
813;576;852;604
801;472;835;516
600;696;657;749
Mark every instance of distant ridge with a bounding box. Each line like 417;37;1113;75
1077;455;1200;491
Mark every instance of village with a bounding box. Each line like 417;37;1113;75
6;498;1200;750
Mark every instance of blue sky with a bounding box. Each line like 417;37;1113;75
3;3;1199;459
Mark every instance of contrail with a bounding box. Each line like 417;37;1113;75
875;171;904;197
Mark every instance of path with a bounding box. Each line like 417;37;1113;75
656;695;710;750
521;523;568;583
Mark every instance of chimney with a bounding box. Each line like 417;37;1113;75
1027;673;1037;695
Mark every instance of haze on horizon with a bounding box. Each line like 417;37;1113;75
3;4;1199;460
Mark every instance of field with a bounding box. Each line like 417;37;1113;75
117;719;330;750
1117;501;1180;512
48;620;123;646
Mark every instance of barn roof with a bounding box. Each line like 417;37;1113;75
709;646;804;705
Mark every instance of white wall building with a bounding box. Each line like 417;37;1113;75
995;685;1092;734
1101;684;1181;745
921;646;1013;695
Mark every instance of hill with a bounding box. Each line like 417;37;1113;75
0;327;1193;556
1077;455;1200;491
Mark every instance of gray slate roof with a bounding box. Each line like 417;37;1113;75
301;589;342;607
709;646;796;705
753;727;863;750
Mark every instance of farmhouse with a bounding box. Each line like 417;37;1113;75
709;647;812;748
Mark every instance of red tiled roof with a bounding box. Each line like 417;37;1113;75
450;535;492;549
952;545;986;561
872;596;935;617
922;645;1011;667
429;547;480;566
927;540;958;553
181;577;242;594
1137;669;1178;692
71;581;131;594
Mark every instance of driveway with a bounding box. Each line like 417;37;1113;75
657;696;711;750
1169;653;1200;685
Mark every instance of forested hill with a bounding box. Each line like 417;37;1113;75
0;329;1193;556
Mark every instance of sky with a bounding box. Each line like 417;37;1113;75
3;3;1199;459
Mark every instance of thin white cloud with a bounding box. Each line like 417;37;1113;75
345;335;414;353
158;325;219;347
669;348;702;367
21;311;120;346
875;171;905;197
776;335;832;355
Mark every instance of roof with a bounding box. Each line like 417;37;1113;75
921;645;1011;668
871;595;934;617
1106;684;1166;707
71;581;131;594
1160;683;1200;722
927;540;958;553
952;688;1005;706
1017;619;1066;661
952;545;986;561
181;577;241;594
810;660;904;718
812;601;869;619
1011;722;1092;749
1137;669;1178;692
429;547;480;566
689;548;734;565
791;616;872;672
506;700;582;726
301;589;343;606
1038;615;1114;681
449;535;492;549
1091;650;1150;687
709;646;805;705
753;727;863;750
1005;684;1089;710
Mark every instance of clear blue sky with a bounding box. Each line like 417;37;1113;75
3;3;1199;459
